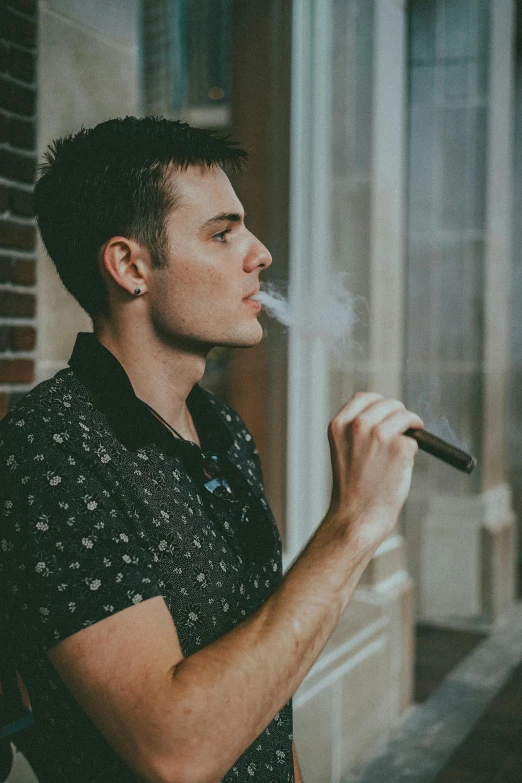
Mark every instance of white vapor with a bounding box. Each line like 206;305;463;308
251;273;362;363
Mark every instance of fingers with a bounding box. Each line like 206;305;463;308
332;392;384;427
375;409;424;442
330;392;423;445
352;398;405;430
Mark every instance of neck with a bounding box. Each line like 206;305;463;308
94;318;207;442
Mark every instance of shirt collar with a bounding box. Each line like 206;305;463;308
68;332;233;456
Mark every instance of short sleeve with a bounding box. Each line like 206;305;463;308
0;437;162;650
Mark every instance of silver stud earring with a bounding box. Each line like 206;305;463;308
134;288;141;295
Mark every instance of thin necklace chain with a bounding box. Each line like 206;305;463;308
142;401;186;441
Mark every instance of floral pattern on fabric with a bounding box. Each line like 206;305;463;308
0;356;293;783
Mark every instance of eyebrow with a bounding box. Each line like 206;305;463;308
200;212;245;230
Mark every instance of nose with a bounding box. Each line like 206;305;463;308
244;231;272;272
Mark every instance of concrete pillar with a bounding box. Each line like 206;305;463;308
418;0;518;624
36;0;140;383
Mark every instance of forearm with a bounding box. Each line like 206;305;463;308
158;513;375;783
48;393;419;783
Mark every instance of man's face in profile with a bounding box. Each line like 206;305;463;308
146;164;272;353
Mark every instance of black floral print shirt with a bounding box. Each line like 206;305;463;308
0;333;293;783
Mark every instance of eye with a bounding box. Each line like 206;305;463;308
213;229;231;243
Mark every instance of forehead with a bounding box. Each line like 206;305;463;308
169;164;243;222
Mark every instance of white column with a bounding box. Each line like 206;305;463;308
361;0;415;722
285;0;333;567
368;0;407;398
482;0;516;491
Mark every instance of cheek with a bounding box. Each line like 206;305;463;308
154;248;237;316
194;267;235;304
162;270;233;323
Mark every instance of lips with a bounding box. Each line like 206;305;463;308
244;288;260;300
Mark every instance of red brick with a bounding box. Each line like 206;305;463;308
0;219;36;250
8;47;35;83
1;10;37;49
0;149;36;183
7;0;37;17
0;76;35;116
0;290;35;317
0;392;8;418
11;257;35;284
0;257;12;282
0;183;8;212
8;116;34;149
0;358;34;383
9;187;33;216
10;325;35;351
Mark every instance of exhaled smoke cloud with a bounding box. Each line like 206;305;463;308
252;273;471;456
252;283;292;326
408;380;470;452
251;272;363;365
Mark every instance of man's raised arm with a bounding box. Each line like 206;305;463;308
48;392;422;783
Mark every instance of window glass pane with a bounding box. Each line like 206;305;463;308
440;108;468;230
405;0;490;491
411;64;436;104
408;108;435;232
444;0;471;60
186;0;231;107
142;0;231;123
410;0;437;62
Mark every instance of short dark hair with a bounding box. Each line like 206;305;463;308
33;116;247;318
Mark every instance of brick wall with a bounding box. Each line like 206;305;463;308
0;0;38;417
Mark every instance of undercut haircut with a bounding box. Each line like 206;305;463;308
33;115;248;318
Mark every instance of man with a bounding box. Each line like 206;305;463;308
0;116;423;783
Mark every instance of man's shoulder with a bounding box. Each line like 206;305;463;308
199;386;257;449
0;368;94;452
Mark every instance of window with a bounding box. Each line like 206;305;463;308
405;0;490;494
141;0;232;127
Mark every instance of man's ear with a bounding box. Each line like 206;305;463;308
100;236;150;297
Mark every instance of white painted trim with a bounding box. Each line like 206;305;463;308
482;0;516;486
285;0;333;569
374;533;403;556
368;0;407;398
294;635;388;708
305;613;389;679
356;568;411;598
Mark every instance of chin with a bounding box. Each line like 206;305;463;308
218;321;264;348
